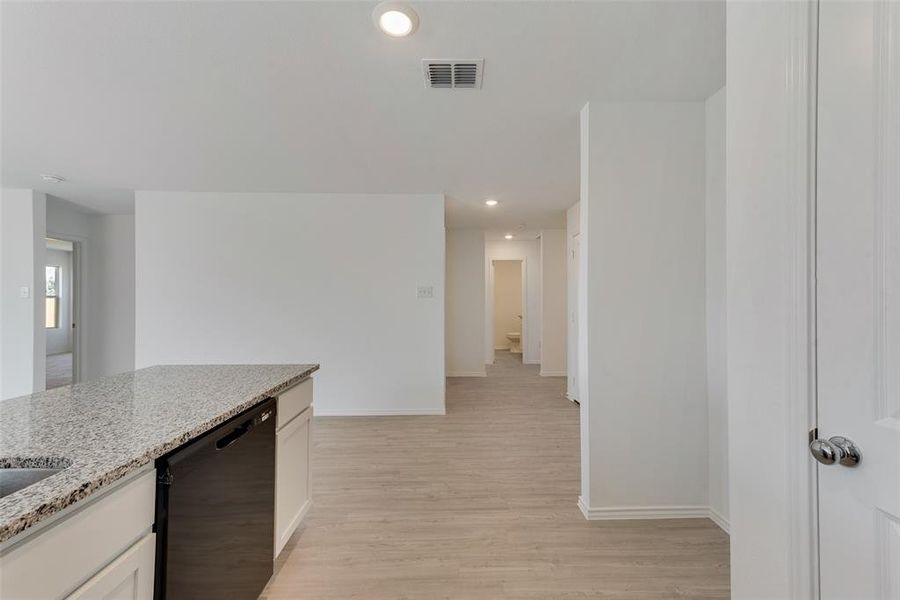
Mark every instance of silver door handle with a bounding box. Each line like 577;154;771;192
809;436;862;467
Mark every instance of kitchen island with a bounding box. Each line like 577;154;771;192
0;363;318;599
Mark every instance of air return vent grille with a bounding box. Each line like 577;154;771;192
423;59;484;89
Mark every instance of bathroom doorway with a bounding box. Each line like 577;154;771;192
45;237;80;389
491;259;526;363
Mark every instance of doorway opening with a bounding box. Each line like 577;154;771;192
45;237;79;389
491;259;526;365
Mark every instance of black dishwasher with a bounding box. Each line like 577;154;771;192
154;398;276;600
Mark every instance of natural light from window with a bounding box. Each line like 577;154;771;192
45;265;59;329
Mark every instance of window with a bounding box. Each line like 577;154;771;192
45;266;60;329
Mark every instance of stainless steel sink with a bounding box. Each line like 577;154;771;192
0;466;67;499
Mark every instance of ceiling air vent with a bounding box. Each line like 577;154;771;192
423;59;484;89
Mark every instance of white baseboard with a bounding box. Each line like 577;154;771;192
540;370;567;377
446;371;487;377
578;498;709;520
707;506;730;534
314;408;446;417
577;498;731;534
523;359;539;365
494;346;509;350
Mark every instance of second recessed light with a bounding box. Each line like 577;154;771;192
504;234;514;240
485;199;498;207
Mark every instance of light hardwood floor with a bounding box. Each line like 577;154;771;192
261;351;730;599
46;352;73;389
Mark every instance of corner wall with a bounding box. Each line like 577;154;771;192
705;86;729;531
91;215;135;377
446;229;486;377
0;189;46;400
135;192;446;416
579;102;708;517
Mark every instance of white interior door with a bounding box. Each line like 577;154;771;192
816;1;900;597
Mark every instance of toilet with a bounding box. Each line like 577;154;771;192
506;332;522;354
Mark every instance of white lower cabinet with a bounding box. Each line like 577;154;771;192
0;469;156;600
274;379;313;558
66;533;155;600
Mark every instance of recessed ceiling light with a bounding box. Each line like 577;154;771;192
504;234;514;240
485;199;498;207
40;174;66;183
373;2;419;37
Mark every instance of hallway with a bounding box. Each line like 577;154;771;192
262;353;729;599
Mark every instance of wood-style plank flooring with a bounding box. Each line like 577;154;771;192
261;351;730;599
46;352;73;389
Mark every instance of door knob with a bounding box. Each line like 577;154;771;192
829;436;862;466
809;435;862;467
809;438;838;465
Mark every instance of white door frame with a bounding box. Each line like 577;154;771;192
786;2;819;595
727;0;820;597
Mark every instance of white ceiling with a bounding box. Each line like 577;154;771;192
1;1;724;229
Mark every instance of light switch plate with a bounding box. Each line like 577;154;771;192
19;286;30;299
416;285;434;299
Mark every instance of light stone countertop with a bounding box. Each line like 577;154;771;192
0;364;318;544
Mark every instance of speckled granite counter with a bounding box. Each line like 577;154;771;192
0;364;318;544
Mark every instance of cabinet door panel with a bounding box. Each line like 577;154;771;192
275;408;311;557
66;533;155;600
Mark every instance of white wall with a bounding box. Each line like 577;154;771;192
45;247;73;355
578;102;708;517
445;229;485;377
566;204;580;399
1;189;46;400
540;229;567;376
46;196;93;241
485;239;541;365
135;192;446;416
492;260;523;350
45;197;136;381
92;215;135;377
727;2;817;597
705;86;728;532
